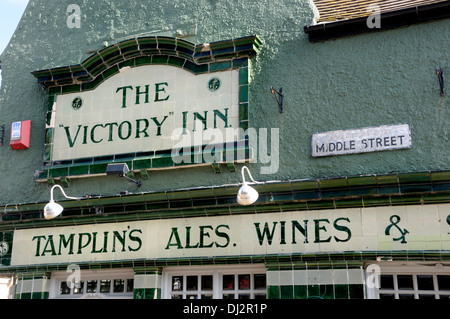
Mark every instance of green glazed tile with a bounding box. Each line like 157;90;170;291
239;85;248;103
398;172;431;183
319;178;347;189
267;286;280;299
430;170;450;181
210;60;232;72
280;285;294;299
49;167;69;178
376;174;398;184
89;163;108;174
239;67;248;85
334;284;349;299
294;285;308;299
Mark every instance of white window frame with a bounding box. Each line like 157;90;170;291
162;264;267;300
366;262;450;299
49;268;135;299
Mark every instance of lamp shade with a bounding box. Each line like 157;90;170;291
237;183;259;206
44;200;64;220
43;185;81;220
236;166;260;206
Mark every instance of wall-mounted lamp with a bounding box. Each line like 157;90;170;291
237;166;260;206
44;185;81;220
270;86;284;113
106;163;142;188
436;68;445;97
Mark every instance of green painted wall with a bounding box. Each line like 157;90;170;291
0;0;448;204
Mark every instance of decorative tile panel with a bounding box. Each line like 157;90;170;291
32;36;262;183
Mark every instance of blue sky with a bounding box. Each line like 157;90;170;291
0;0;29;56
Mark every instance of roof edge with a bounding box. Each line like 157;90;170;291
304;1;450;41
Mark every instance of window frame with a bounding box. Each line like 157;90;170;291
49;269;135;299
162;264;267;300
366;262;450;299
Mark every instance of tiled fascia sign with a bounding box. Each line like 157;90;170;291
51;66;239;161
9;203;450;267
32;36;261;182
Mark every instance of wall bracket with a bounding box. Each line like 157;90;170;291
436;68;445;97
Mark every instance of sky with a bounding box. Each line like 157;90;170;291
0;0;28;85
0;0;29;56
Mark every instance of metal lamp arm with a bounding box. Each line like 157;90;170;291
241;166;259;185
49;185;81;202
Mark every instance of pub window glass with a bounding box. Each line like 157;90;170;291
438;275;450;290
254;274;266;290
73;281;84;294
60;281;70;295
100;280;111;293
114;279;125;293
87;280;97;293
201;275;213;290
172;276;183;291
186;276;198;291
238;274;250;290
223;275;234;290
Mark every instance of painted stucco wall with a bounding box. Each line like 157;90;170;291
0;0;448;204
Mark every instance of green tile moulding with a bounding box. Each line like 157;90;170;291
32;35;262;88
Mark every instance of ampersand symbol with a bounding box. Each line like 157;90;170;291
385;215;409;244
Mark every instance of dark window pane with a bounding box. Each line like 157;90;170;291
60;281;70;295
380;275;394;289
254;274;266;289
417;275;434;291
238;274;250;290
87;280;97;293
74;281;84;294
127;279;134;292
100;280;111;293
239;294;250;299
223;293;235;299
187;276;198;291
201;275;213;291
398;294;414;299
379;293;395;299
438;275;450;290
114;279;125;293
397;275;413;290
223;275;234;290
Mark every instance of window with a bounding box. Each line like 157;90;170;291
163;265;267;299
50;269;134;299
367;263;450;299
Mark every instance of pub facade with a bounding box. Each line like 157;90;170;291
0;0;449;299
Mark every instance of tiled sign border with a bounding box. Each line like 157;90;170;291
32;35;262;183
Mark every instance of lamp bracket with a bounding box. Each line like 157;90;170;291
120;173;142;188
106;163;142;188
0;125;4;146
436;68;445;97
270;86;284;113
